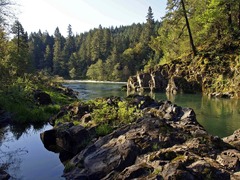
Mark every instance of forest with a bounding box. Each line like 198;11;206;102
1;0;240;84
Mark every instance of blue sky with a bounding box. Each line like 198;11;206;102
18;0;167;36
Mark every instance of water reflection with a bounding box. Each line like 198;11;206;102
65;81;240;138
0;124;64;180
153;93;240;137
0;125;27;179
1;82;237;179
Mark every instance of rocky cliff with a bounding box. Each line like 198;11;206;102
127;54;240;98
41;96;240;179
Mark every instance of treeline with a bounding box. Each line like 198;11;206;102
0;5;160;83
28;7;160;81
1;0;240;85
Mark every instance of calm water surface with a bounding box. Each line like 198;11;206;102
65;81;240;137
1;81;240;179
0;124;64;180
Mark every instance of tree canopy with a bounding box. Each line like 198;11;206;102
1;1;240;84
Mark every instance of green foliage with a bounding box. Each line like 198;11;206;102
152;143;160;151
64;161;75;173
89;97;141;127
96;123;113;136
55;114;72;125
10;20;30;76
86;59;105;80
0;75;71;124
172;155;186;162
25;7;160;81
118;101;140;124
150;0;240;63
91;99;118;124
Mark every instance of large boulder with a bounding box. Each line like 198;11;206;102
62;99;235;179
40;123;91;155
64;116;192;179
33;90;52;105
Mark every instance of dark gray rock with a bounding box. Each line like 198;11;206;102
0;170;10;180
40;96;240;179
223;129;240;150
33;90;52;105
216;149;240;171
40;123;91;154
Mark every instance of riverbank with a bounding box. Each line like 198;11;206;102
40;95;240;179
60;80;127;85
0;75;79;179
0;75;77;125
127;53;240;99
2;78;240;179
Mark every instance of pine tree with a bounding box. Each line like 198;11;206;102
141;6;155;44
44;45;53;72
10;20;29;76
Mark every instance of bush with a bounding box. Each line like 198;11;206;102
96;123;113;136
0;75;73;124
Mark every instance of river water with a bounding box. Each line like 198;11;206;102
64;81;240;138
1;81;240;179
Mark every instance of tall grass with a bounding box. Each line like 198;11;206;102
0;75;71;124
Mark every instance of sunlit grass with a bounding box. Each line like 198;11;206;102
0;76;73;124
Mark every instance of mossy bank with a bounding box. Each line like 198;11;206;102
0;75;77;125
127;53;240;98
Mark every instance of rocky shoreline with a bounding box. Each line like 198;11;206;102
127;54;240;99
40;95;240;179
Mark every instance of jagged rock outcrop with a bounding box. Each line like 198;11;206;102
52;85;79;98
40;95;240;179
49;103;92;126
223;129;240;151
40;123;93;155
127;54;240;98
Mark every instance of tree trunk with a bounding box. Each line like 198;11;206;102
226;3;233;32
180;0;197;56
238;3;240;30
227;3;232;26
17;23;20;53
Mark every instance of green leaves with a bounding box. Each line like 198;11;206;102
151;0;240;63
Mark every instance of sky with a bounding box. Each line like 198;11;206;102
17;0;167;36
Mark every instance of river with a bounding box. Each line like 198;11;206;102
63;81;240;138
1;81;240;179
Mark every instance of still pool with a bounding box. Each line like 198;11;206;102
1;81;240;179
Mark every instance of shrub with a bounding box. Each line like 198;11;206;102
96;123;113;136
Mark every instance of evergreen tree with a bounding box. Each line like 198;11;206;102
0;27;9;83
44;45;53;72
141;6;155;44
10;20;29;76
53;39;64;75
